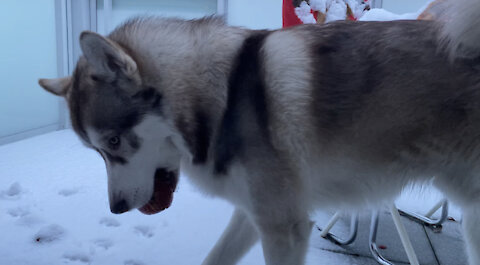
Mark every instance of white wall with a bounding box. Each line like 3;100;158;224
97;0;218;34
227;0;282;29
96;0;282;32
0;0;60;145
382;0;432;14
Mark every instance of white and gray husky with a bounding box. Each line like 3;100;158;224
39;0;480;264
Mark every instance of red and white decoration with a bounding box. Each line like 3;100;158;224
295;0;371;24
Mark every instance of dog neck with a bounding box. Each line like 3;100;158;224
108;17;255;166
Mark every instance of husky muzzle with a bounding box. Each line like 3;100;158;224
110;168;179;215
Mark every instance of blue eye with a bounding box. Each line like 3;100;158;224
108;136;121;148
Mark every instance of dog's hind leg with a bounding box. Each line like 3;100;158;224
256;216;313;265
202;208;259;265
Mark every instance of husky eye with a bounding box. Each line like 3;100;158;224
108;136;121;149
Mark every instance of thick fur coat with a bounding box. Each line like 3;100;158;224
40;0;480;264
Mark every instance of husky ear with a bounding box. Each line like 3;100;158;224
38;77;71;97
79;31;138;81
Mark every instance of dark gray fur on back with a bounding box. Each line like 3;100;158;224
296;20;480;165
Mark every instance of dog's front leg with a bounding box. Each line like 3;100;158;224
257;217;313;265
202;208;259;265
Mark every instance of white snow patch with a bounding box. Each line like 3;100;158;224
359;8;418;21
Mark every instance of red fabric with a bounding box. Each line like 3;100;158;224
282;0;318;28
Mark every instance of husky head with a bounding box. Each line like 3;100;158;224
39;31;183;215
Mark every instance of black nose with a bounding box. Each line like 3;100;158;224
111;199;129;214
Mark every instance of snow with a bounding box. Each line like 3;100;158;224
359;8;419;21
0;129;462;264
0;130;258;265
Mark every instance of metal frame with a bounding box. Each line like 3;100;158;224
0;125;61;146
58;0;227;75
90;0;98;32
217;0;228;16
370;0;383;8
399;199;449;230
103;0;112;33
318;201;448;265
55;0;69;130
369;211;395;265
54;0;97;130
368;207;419;265
319;212;359;245
389;205;420;265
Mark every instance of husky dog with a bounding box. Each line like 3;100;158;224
39;0;480;264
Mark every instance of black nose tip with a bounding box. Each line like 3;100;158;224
111;199;129;214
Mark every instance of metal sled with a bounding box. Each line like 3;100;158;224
318;200;449;265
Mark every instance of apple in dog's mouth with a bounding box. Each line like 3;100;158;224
139;168;178;215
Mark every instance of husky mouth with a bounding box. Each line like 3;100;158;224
138;168;178;215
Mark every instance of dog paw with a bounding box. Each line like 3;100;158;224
34;224;65;244
99;217;120;227
124;259;145;265
133;225;154;238
62;252;91;263
93;238;114;250
58;188;79;197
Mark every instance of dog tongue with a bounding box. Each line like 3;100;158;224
139;170;177;215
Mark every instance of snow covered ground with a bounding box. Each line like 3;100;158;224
0;130;262;265
0;129;465;265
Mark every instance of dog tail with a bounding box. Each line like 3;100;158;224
441;0;480;59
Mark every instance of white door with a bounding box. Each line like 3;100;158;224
0;0;62;145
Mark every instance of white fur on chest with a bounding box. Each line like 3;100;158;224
180;159;253;210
